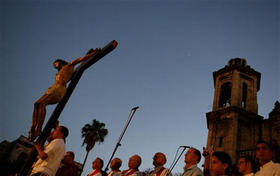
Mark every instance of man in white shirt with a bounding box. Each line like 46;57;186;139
149;152;171;176
255;141;280;176
30;126;69;176
237;156;255;176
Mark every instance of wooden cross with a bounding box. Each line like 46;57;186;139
19;40;118;176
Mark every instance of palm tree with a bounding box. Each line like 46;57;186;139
80;119;108;175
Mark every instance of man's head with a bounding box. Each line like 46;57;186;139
184;148;201;167
153;152;167;167
92;157;104;170
237;156;255;175
47;120;60;142
110;158;122;171
53;59;68;70
52;126;69;140
63;151;75;165
256;140;273;165
128;154;142;170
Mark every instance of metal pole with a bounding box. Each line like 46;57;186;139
167;147;189;176
104;106;139;172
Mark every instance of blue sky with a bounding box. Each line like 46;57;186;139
1;0;279;175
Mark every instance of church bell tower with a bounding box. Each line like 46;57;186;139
206;58;263;163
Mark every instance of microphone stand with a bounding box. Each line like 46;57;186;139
167;146;189;176
104;106;139;172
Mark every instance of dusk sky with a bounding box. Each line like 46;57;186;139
1;0;279;175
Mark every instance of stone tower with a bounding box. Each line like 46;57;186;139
264;102;280;161
206;58;263;163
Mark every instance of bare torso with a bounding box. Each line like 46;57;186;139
29;50;98;141
55;64;75;85
44;64;75;103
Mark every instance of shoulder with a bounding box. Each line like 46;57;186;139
112;171;122;176
192;165;202;172
162;168;170;174
95;171;103;176
272;161;280;166
50;139;65;151
267;161;280;171
61;63;74;69
162;168;171;176
51;138;65;146
68;60;77;66
256;161;280;175
244;173;255;176
190;166;203;176
122;169;130;174
272;162;280;171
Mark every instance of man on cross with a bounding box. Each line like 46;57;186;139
28;49;98;141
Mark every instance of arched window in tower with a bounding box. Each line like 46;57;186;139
218;82;232;108
242;83;248;108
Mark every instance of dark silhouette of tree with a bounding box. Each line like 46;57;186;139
80;119;108;175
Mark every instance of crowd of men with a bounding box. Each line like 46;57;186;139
28;125;280;176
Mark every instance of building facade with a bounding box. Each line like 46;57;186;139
206;58;280;163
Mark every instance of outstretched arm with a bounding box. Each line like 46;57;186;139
69;48;99;66
34;144;48;160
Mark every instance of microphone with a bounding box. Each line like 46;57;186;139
132;106;139;110
168;145;191;174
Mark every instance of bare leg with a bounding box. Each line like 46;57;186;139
34;103;47;138
29;93;57;141
28;103;40;141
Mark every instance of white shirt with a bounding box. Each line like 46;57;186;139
182;165;203;176
31;139;65;176
149;166;171;176
244;173;254;176
255;161;280;176
121;169;142;176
